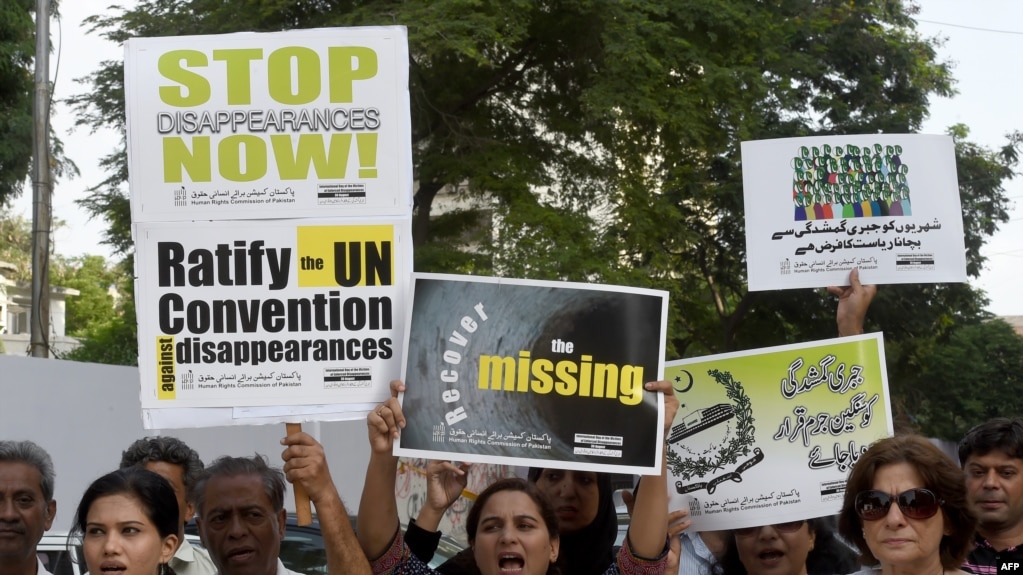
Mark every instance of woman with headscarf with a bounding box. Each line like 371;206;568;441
403;465;619;575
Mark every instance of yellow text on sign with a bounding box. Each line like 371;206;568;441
158;46;378;106
157;336;176;399
163;132;378;182
296;225;393;287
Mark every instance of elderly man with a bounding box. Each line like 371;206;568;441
959;419;1023;575
121;436;217;575
0;440;56;575
194;432;369;575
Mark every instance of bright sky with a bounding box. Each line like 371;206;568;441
12;0;1023;315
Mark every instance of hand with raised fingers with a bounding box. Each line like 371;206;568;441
426;459;471;512
827;268;877;336
416;459;472;532
367;380;406;455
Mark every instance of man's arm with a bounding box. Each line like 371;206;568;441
281;431;371;575
828;268;877;336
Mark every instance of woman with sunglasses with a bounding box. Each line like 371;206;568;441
837;435;976;575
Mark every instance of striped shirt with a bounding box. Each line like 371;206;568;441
962;534;1023;575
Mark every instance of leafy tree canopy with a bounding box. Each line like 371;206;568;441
0;0;77;207
69;0;1023;435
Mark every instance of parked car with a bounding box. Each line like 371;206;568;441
36;532;82;575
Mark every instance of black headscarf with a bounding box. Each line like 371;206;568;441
527;468;618;575
426;469;619;575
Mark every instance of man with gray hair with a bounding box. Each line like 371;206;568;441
121;436;217;575
0;440;56;575
194;431;369;575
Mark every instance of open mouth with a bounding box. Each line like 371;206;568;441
757;549;784;563
499;553;525;573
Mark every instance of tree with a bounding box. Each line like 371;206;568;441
0;0;36;207
0;0;77;207
0;206;32;279
53;254;119;336
70;0;1018;439
61;292;138;365
1;207;129;360
900;319;1023;441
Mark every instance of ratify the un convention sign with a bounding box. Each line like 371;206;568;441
134;218;411;410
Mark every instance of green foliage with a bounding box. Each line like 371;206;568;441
899;320;1023;441
0;206;32;279
0;0;35;207
0;207;129;359
67;0;1021;443
52;254;119;336
62;291;138;366
58;251;136;365
0;0;77;207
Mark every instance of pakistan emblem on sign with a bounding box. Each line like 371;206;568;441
667;369;762;495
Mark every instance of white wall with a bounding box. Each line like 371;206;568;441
0;355;371;531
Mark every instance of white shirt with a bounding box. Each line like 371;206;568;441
170;538;217;575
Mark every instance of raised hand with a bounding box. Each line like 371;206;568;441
827;268;877;336
367;379;406;455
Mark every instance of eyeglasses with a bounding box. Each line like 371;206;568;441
734;520;806;537
854;488;944;521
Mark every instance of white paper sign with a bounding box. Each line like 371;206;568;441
134;217;410;409
742;134;967;290
125;27;412;222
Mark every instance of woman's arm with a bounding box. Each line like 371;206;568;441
624;379;680;559
406;459;471;564
417;460;471;532
357;380;406;560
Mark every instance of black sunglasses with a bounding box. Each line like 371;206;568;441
854;488;944;521
734;520;806;537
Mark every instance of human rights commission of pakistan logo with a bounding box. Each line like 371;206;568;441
666;369;760;494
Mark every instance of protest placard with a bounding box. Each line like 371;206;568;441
395;273;668;474
743;134;967;290
125;27;415;429
124;26;411;222
665;334;892;530
135;217;411;410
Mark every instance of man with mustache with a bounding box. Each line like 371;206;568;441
959;419;1023;574
0;440;56;575
193;431;369;575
